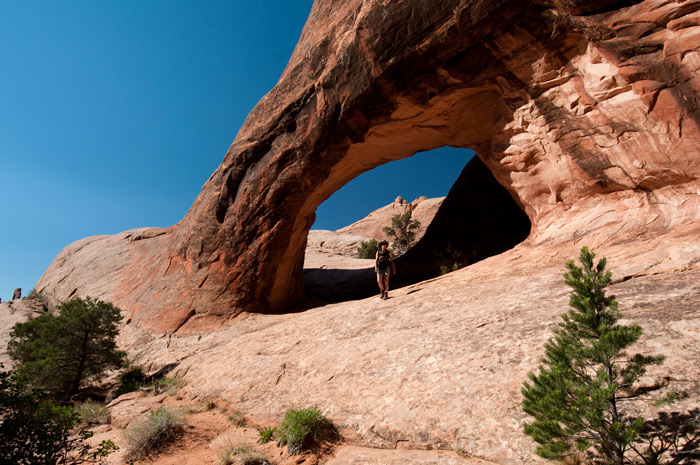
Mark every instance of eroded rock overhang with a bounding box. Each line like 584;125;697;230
38;0;700;332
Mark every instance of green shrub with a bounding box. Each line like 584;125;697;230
439;261;464;275
357;239;380;259
0;367;77;464
217;442;266;465
124;407;185;460
257;426;275;444
23;288;44;302
75;400;110;425
115;366;183;398
383;212;420;256
0;366;117;464
276;406;337;454
653;390;689;407
7;297;126;400
154;377;183;395
115;366;146;397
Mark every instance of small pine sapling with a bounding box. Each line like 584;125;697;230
522;247;665;464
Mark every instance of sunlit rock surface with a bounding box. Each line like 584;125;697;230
38;0;700;331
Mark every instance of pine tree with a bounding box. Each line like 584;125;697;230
7;297;126;400
522;247;664;464
383;212;420;256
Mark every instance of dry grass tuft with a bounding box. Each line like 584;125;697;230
124;407;186;461
216;441;267;465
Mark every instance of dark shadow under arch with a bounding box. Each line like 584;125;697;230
304;154;531;303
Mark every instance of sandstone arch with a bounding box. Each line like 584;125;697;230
304;152;532;303
38;0;700;332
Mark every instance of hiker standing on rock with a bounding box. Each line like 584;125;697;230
375;240;396;299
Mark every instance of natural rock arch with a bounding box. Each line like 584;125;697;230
38;0;700;332
304;152;533;303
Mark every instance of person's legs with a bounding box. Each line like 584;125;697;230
377;273;385;296
382;274;390;298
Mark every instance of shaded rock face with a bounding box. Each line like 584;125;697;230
397;157;532;287
38;0;700;332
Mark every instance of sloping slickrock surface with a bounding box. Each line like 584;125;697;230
325;446;488;465
37;0;700;331
116;230;700;464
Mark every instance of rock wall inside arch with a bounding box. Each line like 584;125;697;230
38;0;700;332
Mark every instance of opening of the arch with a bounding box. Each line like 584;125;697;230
304;147;531;303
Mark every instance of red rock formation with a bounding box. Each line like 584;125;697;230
38;0;700;332
335;195;444;243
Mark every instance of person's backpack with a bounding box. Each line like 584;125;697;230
377;249;390;268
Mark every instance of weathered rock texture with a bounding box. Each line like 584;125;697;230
306;195;444;259
336;195;445;243
38;0;700;334
112;235;700;464
307;230;372;257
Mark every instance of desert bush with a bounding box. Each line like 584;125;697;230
257;426;275;444
115;366;146;397
189;395;217;412
653;390;689;407
439;261;464;275
154;376;183;395
561;453;585;465
7;297;125;400
75;401;109;425
356;239;379;259
115;365;183;398
276;406;337;454
452;441;469;459
23;288;44;302
0;367;77;464
124;407;185;461
217;442;267;465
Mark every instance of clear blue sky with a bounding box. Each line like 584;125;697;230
0;1;472;301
